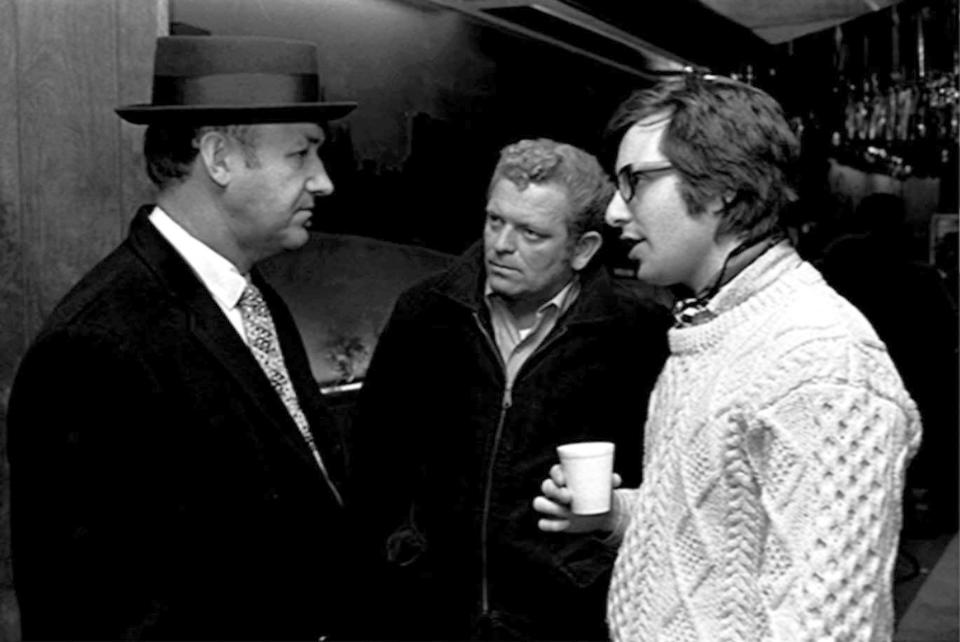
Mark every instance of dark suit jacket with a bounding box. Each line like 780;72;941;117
8;207;354;641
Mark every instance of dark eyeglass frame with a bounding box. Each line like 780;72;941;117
616;163;675;202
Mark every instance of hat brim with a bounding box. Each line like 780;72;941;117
115;102;357;125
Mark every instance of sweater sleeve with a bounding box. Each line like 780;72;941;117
745;338;921;641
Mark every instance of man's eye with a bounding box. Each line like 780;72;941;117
522;229;544;240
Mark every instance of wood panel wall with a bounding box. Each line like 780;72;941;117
0;1;167;639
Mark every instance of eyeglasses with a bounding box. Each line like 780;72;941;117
616;163;675;202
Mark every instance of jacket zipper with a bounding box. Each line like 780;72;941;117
481;383;511;615
516;326;568;381
473;312;508;615
473;313;570;615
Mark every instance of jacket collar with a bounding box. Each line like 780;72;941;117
430;240;624;325
125;206;336;483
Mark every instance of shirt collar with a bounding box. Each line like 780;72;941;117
148;206;249;309
484;275;581;320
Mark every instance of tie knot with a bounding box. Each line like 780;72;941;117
239;282;267;312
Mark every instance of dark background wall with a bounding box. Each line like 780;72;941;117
167;0;674;389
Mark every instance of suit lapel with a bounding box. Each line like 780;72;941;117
125;209;329;478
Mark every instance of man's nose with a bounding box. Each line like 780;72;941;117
492;225;517;252
605;192;630;228
306;157;335;196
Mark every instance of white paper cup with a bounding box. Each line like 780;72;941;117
556;441;615;515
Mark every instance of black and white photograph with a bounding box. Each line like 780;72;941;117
0;0;957;640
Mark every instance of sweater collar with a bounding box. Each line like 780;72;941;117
671;235;789;327
668;241;805;354
706;240;800;317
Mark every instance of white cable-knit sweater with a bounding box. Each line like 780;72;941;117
607;243;921;642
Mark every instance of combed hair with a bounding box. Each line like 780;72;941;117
143;124;259;189
606;74;799;242
488;138;614;241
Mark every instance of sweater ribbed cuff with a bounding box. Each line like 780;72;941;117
601;489;634;545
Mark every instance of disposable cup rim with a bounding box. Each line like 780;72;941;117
557;441;615;458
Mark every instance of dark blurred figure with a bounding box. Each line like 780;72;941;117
819;193;959;535
934;229;959;309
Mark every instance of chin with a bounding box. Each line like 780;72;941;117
488;283;521;300
488;285;513;298
286;225;310;241
488;274;520;292
636;267;664;286
280;231;310;251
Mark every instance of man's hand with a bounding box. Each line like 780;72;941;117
533;464;622;534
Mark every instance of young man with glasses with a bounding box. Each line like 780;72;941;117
535;74;921;641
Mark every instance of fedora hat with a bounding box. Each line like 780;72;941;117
116;36;356;124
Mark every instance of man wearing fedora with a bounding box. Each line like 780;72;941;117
8;36;358;640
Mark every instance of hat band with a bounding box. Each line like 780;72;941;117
153;72;319;107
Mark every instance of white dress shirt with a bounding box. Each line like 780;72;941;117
148;206;249;343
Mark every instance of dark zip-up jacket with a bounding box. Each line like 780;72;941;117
349;243;669;640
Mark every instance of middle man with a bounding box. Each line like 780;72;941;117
349;138;669;640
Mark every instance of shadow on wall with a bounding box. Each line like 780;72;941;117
260;233;456;387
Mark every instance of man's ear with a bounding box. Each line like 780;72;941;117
571;230;603;271
701;192;735;243
705;190;738;216
196;131;233;187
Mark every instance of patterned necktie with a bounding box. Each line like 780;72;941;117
238;282;342;505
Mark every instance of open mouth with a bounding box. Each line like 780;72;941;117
613;236;643;262
294;208;314;227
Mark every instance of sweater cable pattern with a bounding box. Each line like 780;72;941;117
607;244;921;642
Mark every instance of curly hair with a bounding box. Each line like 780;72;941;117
488;138;614;241
606;74;799;242
143;124;260;189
